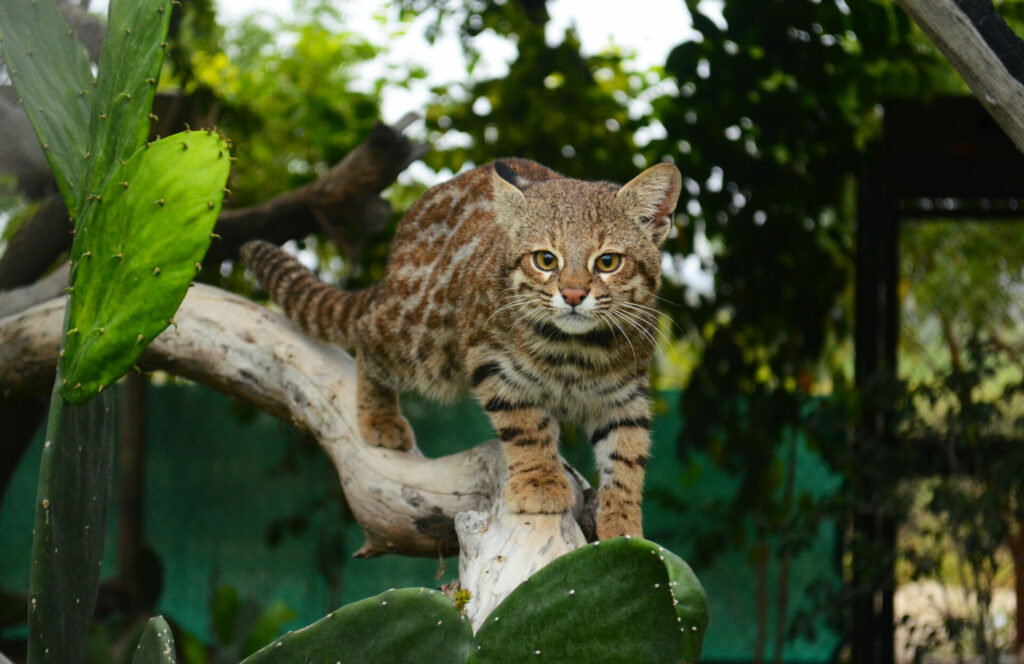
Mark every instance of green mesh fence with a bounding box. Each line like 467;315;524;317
0;383;841;661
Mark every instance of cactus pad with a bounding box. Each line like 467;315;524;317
473;537;709;664
132;616;177;664
59;131;230;402
241;589;473;664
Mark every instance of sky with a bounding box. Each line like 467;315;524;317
87;0;697;124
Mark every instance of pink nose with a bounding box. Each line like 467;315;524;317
561;288;588;307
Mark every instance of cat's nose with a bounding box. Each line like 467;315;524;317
560;287;589;307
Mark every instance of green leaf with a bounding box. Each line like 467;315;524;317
240;589;473;664
243;600;299;656
473;538;709;664
27;384;117;664
0;0;93;211
59;130;231;402
83;0;173;204
211;586;240;646
132;616;177;664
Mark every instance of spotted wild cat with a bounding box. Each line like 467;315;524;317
240;158;681;538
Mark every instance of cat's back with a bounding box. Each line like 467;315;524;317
388;158;561;261
361;159;560;400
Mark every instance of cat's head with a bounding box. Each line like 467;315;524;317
491;161;681;336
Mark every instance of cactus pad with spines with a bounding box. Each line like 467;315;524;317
59;131;231;402
240;538;706;663
131;616;177;664
0;0;93;210
240;588;473;664
473;537;709;664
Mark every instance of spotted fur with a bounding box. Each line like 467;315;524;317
240;158;681;538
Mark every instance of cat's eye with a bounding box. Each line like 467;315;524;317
595;253;622;273
533;251;558;271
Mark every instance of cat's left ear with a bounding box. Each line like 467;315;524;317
616;162;682;246
491;160;528;234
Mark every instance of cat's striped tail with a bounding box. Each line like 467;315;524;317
239;240;377;348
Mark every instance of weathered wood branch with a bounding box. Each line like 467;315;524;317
896;0;1024;153
0;285;594;627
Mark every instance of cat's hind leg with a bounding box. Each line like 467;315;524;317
355;355;416;452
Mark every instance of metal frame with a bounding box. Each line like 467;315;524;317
852;96;1024;664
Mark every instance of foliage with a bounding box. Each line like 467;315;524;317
661;0;952;516
411;0;660;185
178;0;390;207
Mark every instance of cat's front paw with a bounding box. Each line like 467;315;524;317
505;472;574;514
359;413;416;452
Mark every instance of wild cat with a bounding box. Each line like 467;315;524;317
240;158;681;538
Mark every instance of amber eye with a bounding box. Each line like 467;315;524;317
595;253;622;273
533;251;558;271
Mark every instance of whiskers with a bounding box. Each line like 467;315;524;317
594;309;638;373
596;299;677;371
486;293;541;325
486;292;552;332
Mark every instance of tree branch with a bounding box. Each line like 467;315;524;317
895;0;1024;153
0;112;427;289
0;285;594;624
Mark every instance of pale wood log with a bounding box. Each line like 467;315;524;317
0;284;593;621
896;0;1024;154
0;263;69;320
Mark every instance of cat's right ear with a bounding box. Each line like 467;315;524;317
491;161;528;233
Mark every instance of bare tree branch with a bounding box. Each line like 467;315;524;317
0;285;594;623
0;111;427;289
0;197;71;291
896;0;1024;153
205;113;428;264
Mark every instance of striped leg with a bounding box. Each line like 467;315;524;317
588;391;651;539
471;361;572;514
356;356;415;451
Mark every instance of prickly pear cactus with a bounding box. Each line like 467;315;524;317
0;0;92;207
132;616;177;664
26;385;116;664
0;1;229;662
59;130;230;402
473;537;709;664
238;538;706;664
83;0;174;203
240;589;473;664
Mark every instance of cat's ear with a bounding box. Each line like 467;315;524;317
616;162;682;246
491;161;528;233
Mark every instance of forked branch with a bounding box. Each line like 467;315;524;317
0;284;593;627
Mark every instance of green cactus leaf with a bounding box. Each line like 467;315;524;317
473;538;709;664
0;0;93;211
59;131;230;403
240;589;473;664
83;0;172;204
131;616;177;664
661;545;710;663
212;586;241;646
27;384;116;664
